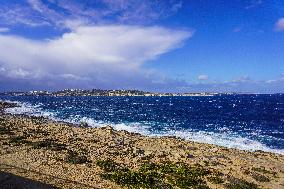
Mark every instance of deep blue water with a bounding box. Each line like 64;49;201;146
1;94;284;154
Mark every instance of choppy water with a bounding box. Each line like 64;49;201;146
0;94;283;154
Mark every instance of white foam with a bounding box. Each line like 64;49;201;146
154;130;284;154
79;118;284;154
4;101;56;119
75;117;153;135
3;100;284;155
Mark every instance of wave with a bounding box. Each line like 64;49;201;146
4;100;284;155
4;101;57;119
154;130;284;154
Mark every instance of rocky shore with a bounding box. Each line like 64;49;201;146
0;101;283;189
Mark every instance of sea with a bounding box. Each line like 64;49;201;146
0;94;283;154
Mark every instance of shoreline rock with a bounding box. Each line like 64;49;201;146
0;101;284;188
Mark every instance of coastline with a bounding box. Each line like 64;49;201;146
0;101;284;188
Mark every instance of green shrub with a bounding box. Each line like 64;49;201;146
102;170;165;189
251;167;275;175
66;150;88;164
96;159;124;172
251;172;270;182
31;139;66;151
225;177;258;189
97;160;212;189
208;176;224;184
8;136;30;145
0;127;13;135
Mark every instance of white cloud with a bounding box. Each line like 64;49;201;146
265;74;284;84
0;0;183;29
0;67;6;72
197;75;208;80
0;4;50;27
232;76;252;83
181;75;284;93
0;25;191;88
0;28;10;33
7;68;32;79
60;73;90;81
275;18;284;32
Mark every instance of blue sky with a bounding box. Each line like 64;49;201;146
0;0;283;93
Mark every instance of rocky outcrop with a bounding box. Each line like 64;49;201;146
0;102;283;188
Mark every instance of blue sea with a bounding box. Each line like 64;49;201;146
1;94;283;154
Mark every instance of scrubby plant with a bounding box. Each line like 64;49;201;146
28;129;49;136
251;167;275;175
225;177;258;189
102;169;166;189
97;160;214;189
96;159;124;172
203;161;209;166
251;172;270;182
8;135;30;145
31;139;66;151
66;150;88;164
207;176;224;184
0;126;13;135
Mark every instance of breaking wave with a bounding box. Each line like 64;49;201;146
4;100;284;155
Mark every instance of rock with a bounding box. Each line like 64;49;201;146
79;122;89;128
187;154;195;159
144;150;153;157
157;151;167;158
116;138;125;146
119;130;130;135
187;146;198;151
1;103;283;189
0;101;19;109
174;153;182;159
132;147;145;157
102;126;114;134
211;147;219;153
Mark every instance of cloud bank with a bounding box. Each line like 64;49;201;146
184;75;284;93
0;25;192;91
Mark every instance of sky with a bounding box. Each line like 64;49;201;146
0;0;283;93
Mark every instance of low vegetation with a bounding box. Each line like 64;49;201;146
66;150;88;164
207;176;224;184
243;167;272;183
97;160;219;189
251;167;276;175
0;126;13;135
225;177;258;189
31;139;67;151
8;135;31;145
251;172;270;182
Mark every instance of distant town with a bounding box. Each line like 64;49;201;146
0;89;229;97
